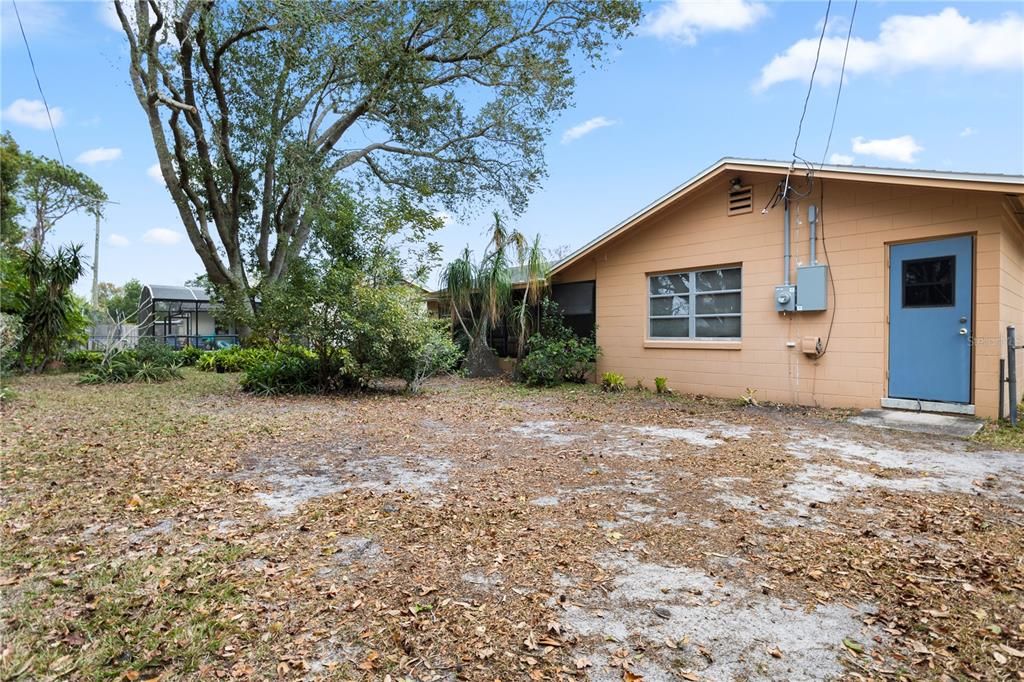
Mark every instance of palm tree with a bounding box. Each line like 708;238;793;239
16;243;86;372
440;213;548;377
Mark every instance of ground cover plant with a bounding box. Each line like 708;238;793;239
78;341;184;385
3;371;1022;680
973;405;1024;449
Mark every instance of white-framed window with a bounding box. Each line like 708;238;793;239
648;266;742;339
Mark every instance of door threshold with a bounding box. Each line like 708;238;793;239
880;397;975;416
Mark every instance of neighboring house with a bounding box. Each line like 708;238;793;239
137;284;239;349
402;279;444;318
550;158;1024;419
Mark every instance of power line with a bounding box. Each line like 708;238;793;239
820;0;858;168
790;0;832;164
11;0;65;165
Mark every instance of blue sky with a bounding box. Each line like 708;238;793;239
2;0;1022;295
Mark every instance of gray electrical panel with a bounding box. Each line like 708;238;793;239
796;265;828;311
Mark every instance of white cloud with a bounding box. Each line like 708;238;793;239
758;8;1024;90
851;135;923;164
817;14;850;37
143;228;184;245
959;127;977;138
76;147;123;165
1;1;63;41
561;116;617;144
2;98;64;130
107;233;130;247
643;0;768;44
147;163;165;184
828;153;855;166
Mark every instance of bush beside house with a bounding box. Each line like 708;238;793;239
518;300;600;387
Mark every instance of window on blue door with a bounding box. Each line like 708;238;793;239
902;256;955;308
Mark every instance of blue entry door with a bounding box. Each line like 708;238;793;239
888;236;973;403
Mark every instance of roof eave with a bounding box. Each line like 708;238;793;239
550;158;1024;277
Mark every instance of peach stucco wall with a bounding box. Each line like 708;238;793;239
554;171;1021;418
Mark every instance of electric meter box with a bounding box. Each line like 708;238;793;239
774;285;796;312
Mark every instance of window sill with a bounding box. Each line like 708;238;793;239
643;339;742;350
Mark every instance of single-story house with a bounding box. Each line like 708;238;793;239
549;158;1024;419
137;284;239;349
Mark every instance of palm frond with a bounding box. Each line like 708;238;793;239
522;234;549;305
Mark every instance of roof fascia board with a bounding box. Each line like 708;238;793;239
550;158;1024;276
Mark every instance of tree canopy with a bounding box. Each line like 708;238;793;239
0;132;105;250
114;0;640;320
21;154;107;250
96;279;144;322
1;133;25;249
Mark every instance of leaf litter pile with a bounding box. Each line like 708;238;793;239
2;372;1023;681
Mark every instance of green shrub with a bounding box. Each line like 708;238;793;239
655;376;668;394
79;349;182;385
78;340;183;385
64;349;104;371
601;372;625;392
0;313;23;372
239;350;321;395
136;339;178;366
196;346;280;373
407;330;462;393
175;345;205;366
519;300;599;387
342;285;462;390
196;352;217;372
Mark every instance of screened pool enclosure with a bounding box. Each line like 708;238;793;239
138;284;239;349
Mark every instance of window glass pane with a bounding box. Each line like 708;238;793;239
903;257;954;307
650;296;690;317
695;316;740;338
649;273;689;296
696;292;741;314
695;267;741;292
650;318;690;338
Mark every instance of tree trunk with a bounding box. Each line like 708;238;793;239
463;333;501;378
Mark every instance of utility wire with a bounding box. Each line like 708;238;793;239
820;0;858;168
783;0;832;203
11;0;65;164
790;0;832;164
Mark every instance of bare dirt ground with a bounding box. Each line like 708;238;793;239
2;372;1023;681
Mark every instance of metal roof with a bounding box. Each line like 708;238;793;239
550;157;1024;276
719;157;1024;186
142;284;211;302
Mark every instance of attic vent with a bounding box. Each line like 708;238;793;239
727;184;753;216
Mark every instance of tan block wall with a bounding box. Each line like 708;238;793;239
1001;215;1024;410
554;172;1013;417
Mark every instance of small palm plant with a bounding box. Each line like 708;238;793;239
15;243;86;372
440;213;548;377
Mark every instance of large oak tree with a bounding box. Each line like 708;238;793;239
114;0;639;322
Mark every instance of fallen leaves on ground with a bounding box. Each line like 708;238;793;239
0;372;1021;680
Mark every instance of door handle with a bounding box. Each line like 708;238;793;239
959;328;968;335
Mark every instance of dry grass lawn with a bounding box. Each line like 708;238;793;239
2;371;1023;681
